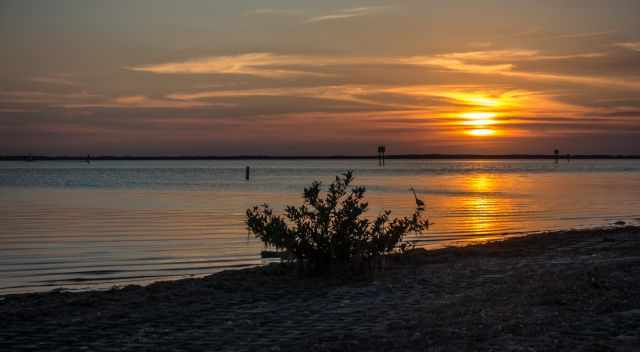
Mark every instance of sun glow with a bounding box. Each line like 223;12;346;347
458;111;499;136
440;92;503;107
459;111;497;120
437;89;562;138
462;119;495;126
467;128;496;136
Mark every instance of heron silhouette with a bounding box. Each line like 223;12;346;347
409;187;425;210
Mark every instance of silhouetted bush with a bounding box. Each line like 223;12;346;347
246;171;428;274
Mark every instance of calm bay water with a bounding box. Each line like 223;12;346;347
1;159;639;294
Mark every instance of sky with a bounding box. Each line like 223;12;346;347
1;0;639;156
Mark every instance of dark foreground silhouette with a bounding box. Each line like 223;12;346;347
1;226;639;351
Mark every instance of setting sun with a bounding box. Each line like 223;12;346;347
462;119;495;126
459;111;497;120
466;128;496;136
459;111;499;136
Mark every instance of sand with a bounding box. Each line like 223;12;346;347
1;226;639;351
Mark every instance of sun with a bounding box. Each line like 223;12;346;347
458;111;499;137
459;112;497;120
466;128;496;136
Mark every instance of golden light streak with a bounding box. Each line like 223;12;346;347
466;129;496;136
459;111;498;135
461;175;498;234
459;111;497;120
462;119;495;126
444;93;502;107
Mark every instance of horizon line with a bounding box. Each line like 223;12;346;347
2;153;640;161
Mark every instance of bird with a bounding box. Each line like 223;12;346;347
409;187;425;210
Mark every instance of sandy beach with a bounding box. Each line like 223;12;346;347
2;226;639;351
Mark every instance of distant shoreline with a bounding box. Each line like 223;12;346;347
2;154;640;161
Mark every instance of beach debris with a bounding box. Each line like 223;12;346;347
613;220;626;226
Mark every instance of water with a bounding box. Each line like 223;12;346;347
1;159;639;294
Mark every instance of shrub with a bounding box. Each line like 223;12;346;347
246;171;428;274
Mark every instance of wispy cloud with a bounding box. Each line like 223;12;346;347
61;95;224;109
30;75;77;86
305;6;389;23
615;41;640;52
0;91;227;110
247;6;390;24
468;41;493;48
438;50;605;61
129;53;334;78
167;85;411;109
166;84;588;119
439;50;539;61
406;50;639;89
556;30;616;39
248;8;302;16
400;56;515;74
508;28;544;38
128;49;638;89
122;50;524;79
500;71;640;90
0;108;38;113
0;90;98;104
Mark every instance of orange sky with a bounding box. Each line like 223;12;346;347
1;0;639;155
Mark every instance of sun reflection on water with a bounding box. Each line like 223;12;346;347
469;174;495;193
463;174;499;234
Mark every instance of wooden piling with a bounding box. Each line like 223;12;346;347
377;145;386;167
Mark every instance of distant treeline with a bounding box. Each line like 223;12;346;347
2;154;639;161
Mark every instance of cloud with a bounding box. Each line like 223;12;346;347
399;56;515;74
556;30;616;39
128;52;516;78
159;81;640;139
127;49;627;89
248;9;302;16
30;76;77;86
615;42;640;52
439;50;539;61
438;50;605;61
508;28;544;38
0;108;37;113
128;53;334;78
246;6;390;23
499;70;640;90
166;85;412;110
166;84;587;119
0;90;99;104
305;6;389;23
405;51;639;90
61;95;223;109
469;41;493;48
0;90;229;110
